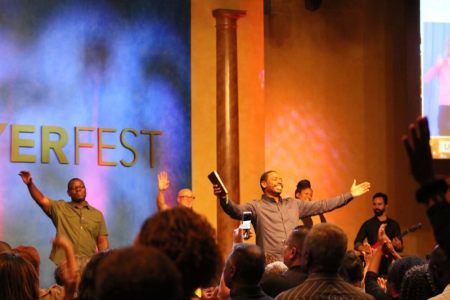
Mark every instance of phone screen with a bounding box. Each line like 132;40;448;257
240;211;252;230
240;220;251;230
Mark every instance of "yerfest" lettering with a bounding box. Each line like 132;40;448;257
1;124;162;168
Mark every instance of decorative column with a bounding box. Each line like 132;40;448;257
212;8;246;258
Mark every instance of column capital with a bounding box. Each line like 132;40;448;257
212;9;246;20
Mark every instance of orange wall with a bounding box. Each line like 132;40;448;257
264;0;432;255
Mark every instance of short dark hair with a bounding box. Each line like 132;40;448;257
77;250;112;300
400;263;436;300
303;223;347;273
295;179;311;195
67;178;85;191
136;208;221;298
429;245;450;291
338;250;364;285
96;246;182;300
372;192;388;204
260;170;276;192
230;243;265;286
387;255;425;293
289;225;310;259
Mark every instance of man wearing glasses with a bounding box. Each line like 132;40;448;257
156;171;195;211
18;170;109;265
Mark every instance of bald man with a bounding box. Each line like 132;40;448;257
156;171;195;211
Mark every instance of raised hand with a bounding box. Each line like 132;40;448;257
377;277;387;290
402;116;435;186
350;180;371;197
233;227;244;244
362;245;374;265
377;223;389;244
157;171;170;191
53;236;80;300
18;170;32;185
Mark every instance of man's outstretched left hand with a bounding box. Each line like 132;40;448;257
350;179;371;197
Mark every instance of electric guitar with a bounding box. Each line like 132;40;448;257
357;222;422;257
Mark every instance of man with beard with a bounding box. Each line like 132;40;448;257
214;170;371;259
19;170;109;265
354;192;403;275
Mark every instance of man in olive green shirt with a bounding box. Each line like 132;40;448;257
19;170;109;264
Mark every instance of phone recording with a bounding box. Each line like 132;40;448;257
240;211;252;240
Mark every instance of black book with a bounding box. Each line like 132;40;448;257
208;171;228;197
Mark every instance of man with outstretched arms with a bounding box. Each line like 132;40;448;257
19;170;109;264
213;170;370;259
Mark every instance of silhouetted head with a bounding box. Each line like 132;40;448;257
224;243;266;289
0;252;39;300
283;225;310;267
338;250;364;287
96;246;182;300
302;223;347;274
136;208;221;298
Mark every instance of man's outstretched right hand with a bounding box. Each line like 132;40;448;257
18;170;32;185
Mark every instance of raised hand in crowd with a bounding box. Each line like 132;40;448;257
156;171;170;211
52;236;80;300
403;116;450;258
232;227;254;245
402;116;435;186
158;171;170;192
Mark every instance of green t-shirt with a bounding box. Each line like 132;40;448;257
48;200;108;264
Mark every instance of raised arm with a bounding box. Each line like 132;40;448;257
156;171;170;211
402;117;435;187
402;116;450;255
213;184;254;220
297;180;370;218
18;170;51;215
52;236;80;300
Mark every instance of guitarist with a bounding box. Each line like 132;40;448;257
354;192;403;276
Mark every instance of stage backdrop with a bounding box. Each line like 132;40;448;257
0;0;191;286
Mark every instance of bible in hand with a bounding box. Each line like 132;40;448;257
208;171;228;197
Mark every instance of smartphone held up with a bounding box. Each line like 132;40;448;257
240;211;252;240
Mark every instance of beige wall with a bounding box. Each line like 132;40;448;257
192;0;433;256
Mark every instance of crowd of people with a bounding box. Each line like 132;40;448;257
1;117;449;300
